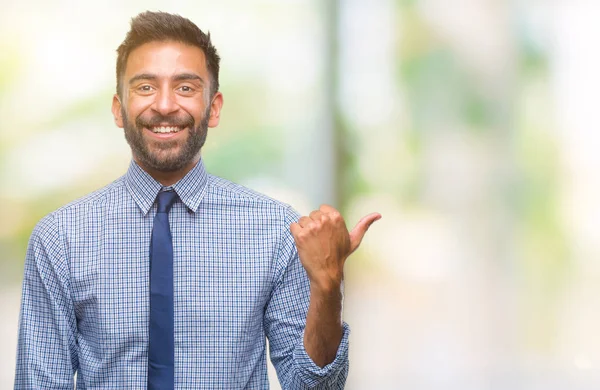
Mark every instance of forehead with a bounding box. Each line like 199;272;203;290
124;40;207;79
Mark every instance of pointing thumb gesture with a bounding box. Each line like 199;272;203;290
349;213;382;254
290;204;381;289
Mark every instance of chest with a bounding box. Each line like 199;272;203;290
68;206;279;332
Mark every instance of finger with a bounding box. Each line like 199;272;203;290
319;204;344;226
319;204;339;215
309;210;324;222
290;222;302;239
348;213;382;253
298;216;312;228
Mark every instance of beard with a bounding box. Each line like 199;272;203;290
122;106;210;172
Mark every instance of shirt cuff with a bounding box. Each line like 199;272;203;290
292;322;350;387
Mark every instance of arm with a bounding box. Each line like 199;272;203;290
264;208;350;389
14;215;78;390
290;205;380;368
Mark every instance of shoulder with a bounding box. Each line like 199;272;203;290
205;174;301;222
35;176;127;229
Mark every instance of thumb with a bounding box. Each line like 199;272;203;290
349;213;382;253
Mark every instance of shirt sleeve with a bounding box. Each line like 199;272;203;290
14;214;78;390
263;207;349;389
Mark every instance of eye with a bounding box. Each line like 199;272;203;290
179;85;194;93
137;85;155;94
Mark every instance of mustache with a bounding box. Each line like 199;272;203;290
135;113;195;129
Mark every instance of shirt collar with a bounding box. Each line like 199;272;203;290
125;159;209;215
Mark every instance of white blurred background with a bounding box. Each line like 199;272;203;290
2;0;600;388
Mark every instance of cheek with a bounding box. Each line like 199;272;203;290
127;97;154;118
179;101;208;122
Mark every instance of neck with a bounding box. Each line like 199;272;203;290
135;155;201;187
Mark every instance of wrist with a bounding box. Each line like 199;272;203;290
309;276;343;297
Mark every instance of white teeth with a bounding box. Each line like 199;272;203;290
151;126;181;133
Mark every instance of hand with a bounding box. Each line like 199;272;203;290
290;204;381;292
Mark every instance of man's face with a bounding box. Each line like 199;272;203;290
112;40;222;173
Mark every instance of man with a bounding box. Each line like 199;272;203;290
15;11;380;389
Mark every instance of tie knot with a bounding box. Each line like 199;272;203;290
156;191;178;213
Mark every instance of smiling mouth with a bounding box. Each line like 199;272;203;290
148;126;185;134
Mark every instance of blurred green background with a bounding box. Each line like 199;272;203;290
2;0;599;388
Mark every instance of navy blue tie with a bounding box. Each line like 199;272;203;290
148;190;178;390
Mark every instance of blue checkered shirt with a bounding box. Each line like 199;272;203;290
15;159;350;389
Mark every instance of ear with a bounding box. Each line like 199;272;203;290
207;92;224;128
112;94;124;128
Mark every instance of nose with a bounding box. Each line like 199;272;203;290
152;88;179;116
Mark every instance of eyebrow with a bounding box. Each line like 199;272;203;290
128;73;205;85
